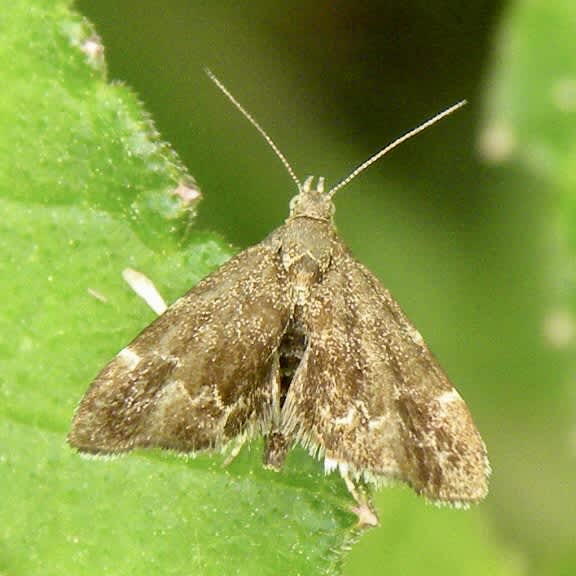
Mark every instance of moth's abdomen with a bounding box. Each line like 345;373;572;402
262;312;308;470
277;312;307;406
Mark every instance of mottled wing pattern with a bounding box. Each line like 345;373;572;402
69;241;291;455
284;240;489;503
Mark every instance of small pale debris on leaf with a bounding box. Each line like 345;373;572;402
87;288;108;304
122;268;167;315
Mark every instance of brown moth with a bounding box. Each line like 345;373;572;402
69;71;490;525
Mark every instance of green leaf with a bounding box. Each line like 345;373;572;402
0;1;357;574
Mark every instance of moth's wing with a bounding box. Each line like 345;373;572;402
69;240;290;455
284;242;489;503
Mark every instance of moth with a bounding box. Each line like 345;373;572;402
69;71;490;525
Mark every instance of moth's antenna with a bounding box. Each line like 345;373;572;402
205;68;302;191
328;100;467;198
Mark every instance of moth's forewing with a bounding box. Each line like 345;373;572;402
69;241;291;455
283;241;489;502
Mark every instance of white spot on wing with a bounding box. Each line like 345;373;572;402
407;325;424;345
436;389;461;407
334;407;355;426
368;417;385;431
117;347;142;370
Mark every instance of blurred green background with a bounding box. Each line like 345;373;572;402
2;0;575;574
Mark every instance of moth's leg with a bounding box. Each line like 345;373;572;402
221;435;249;467
263;352;291;470
263;431;291;470
340;469;380;527
122;267;167;315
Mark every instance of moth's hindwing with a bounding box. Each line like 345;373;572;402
69;242;291;455
283;242;489;503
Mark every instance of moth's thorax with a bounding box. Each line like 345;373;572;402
287;176;335;223
279;179;337;299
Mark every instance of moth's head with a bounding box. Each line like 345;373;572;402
289;176;335;221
